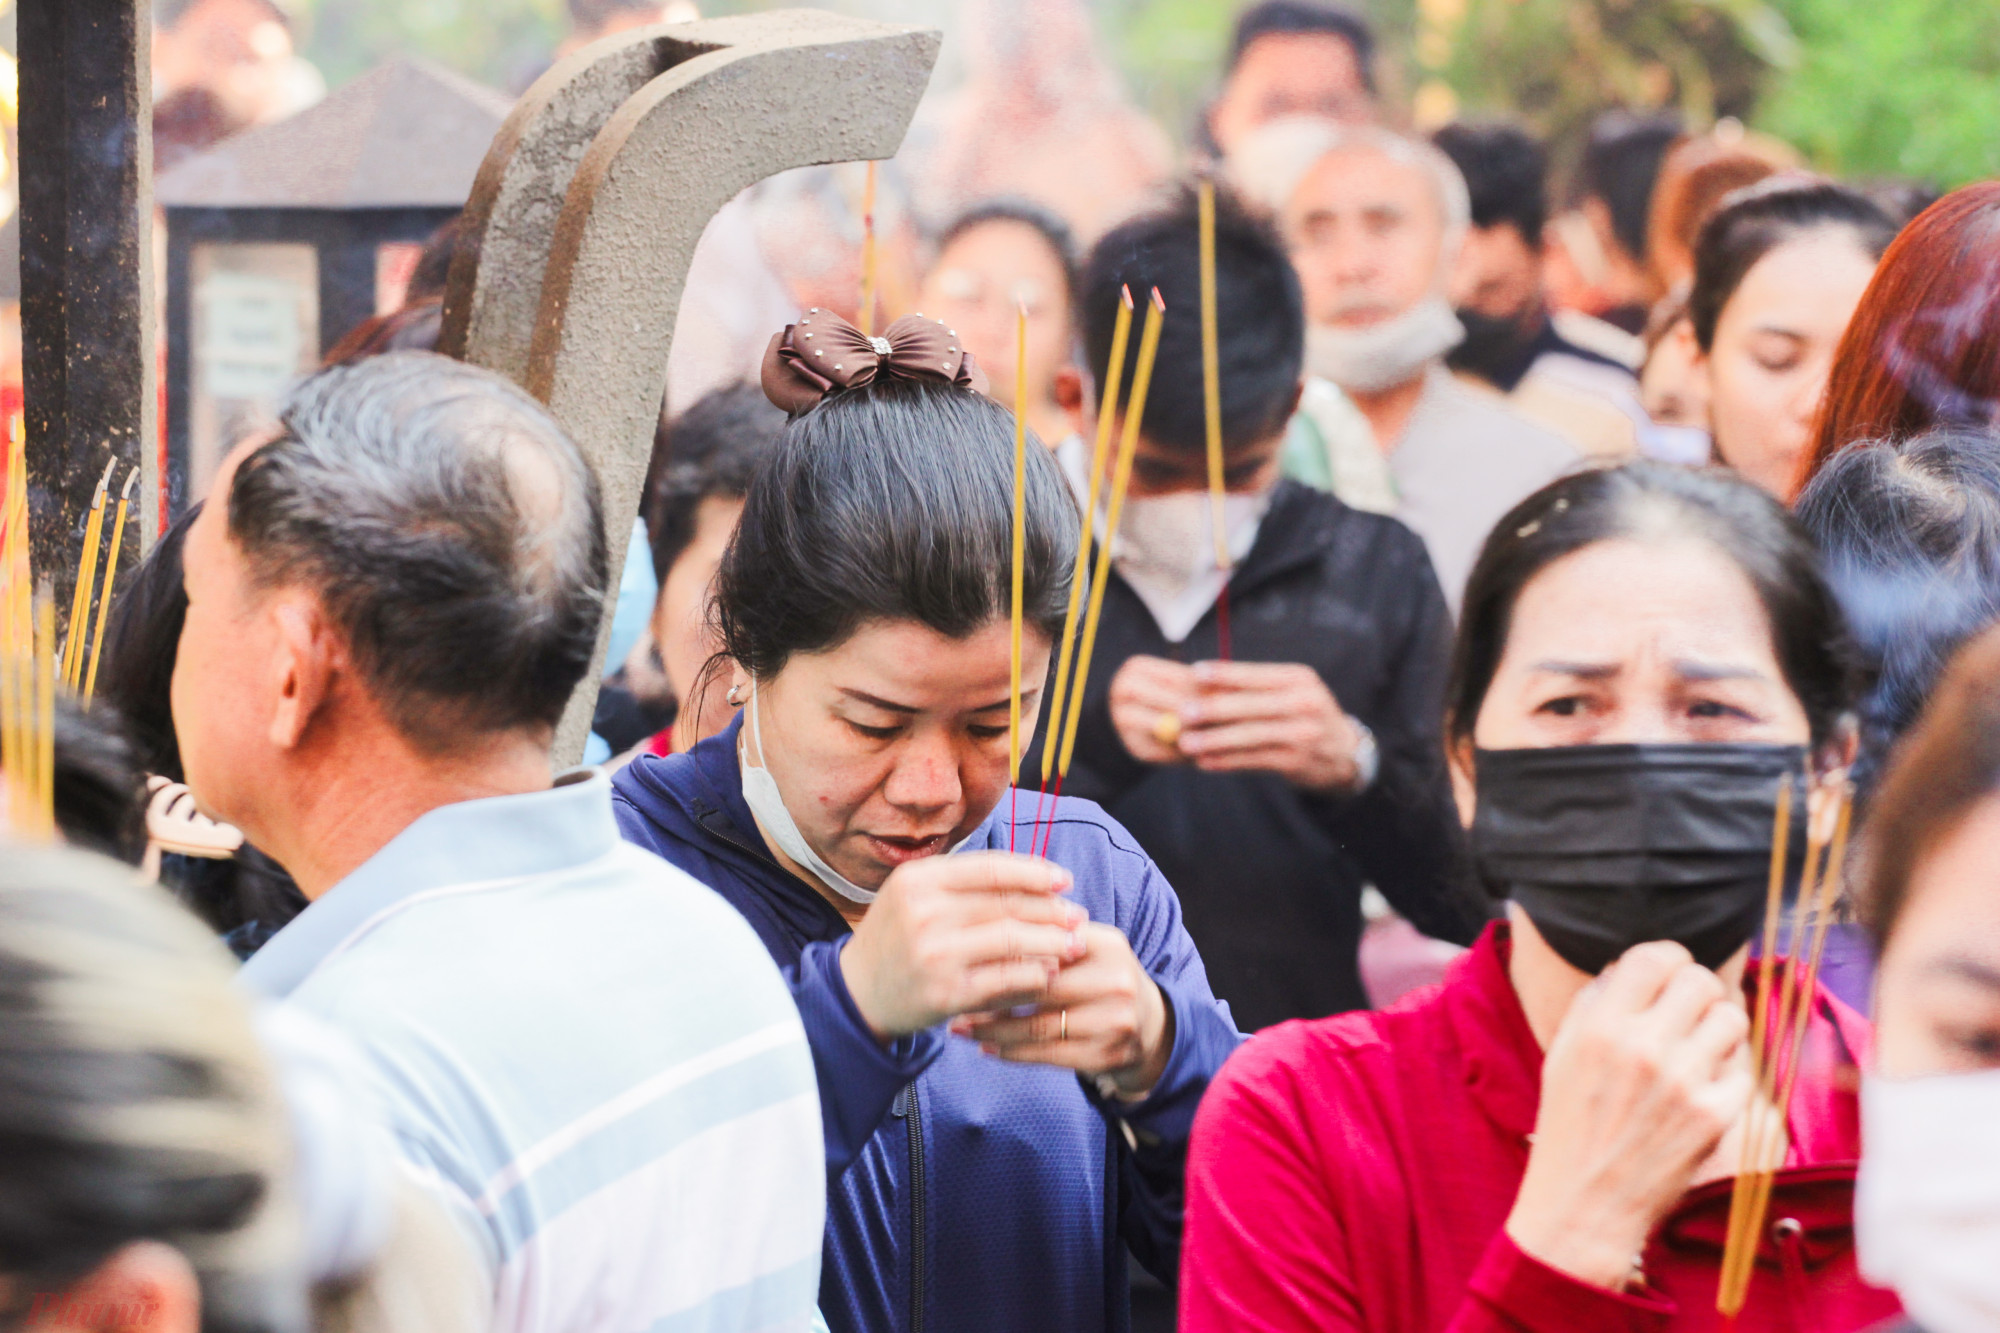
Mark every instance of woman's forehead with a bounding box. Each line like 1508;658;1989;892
1502;537;1779;669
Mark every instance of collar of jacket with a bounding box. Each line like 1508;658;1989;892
1195;477;1351;602
1442;921;1867;1149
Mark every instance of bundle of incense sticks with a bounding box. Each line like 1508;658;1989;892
1;429;56;839
83;469;139;702
1196;178;1232;660
1716;773;1854;1318
61;459;117;691
1024;288;1167;860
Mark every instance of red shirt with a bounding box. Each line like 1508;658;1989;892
1181;923;1901;1333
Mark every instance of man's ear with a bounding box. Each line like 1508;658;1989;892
1053;366;1086;439
268;595;340;752
1447;734;1477;829
25;1240;201;1333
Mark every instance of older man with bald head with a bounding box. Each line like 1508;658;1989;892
1235;120;1579;611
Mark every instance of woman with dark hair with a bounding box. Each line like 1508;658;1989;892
1851;626;2000;1333
611;314;1242;1333
1800;183;2000;492
1182;462;1900;1332
1795;425;2000;797
96;504;307;954
1687;178;1897;501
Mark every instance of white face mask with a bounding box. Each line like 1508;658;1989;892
738;687;880;905
1856;1066;2000;1333
1305;296;1464;395
1115;488;1271;643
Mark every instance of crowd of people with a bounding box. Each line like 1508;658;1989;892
9;1;2000;1332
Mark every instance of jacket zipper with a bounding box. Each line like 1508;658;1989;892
896;1082;928;1333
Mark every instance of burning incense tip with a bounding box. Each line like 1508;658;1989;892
1150;287;1166;313
1120;284;1134;310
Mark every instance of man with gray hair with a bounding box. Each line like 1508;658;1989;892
1233;119;1580;610
173;352;824;1333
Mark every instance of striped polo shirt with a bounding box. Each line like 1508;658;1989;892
241;770;823;1333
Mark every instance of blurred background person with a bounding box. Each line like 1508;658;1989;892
917;0;1171;242
917;199;1084;447
0;842;304;1333
1053;185;1480;1033
1792;425;2000;1014
1796;426;2000;799
1800;183;2000;492
1687;178;1896;500
1204;0;1379;161
636;382;787;758
152;0;324;145
1637;293;1715;463
1644;125;1798;297
1855;625;2000;1333
556;0;698;60
1234;117;1578;611
1183;462;1894;1333
1543;109;1682;337
1432;120;1643;461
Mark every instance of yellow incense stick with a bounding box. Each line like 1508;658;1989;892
84;469;137;702
62;460;116;686
1057;288;1167;777
1198;178;1229;567
859;160;879;338
1041;286;1133;785
1009;301;1029;788
33;581;53;837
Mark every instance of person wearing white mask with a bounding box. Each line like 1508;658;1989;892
1042;186;1484;1033
1855;624;2000;1333
1231;117;1581;612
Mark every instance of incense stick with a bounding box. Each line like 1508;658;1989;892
859;161;879;338
1054;288;1167;786
61;461;115;686
1197;179;1229;569
84;469;137;702
1009;302;1028;853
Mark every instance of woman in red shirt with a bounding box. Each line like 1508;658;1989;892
1182;462;1901;1333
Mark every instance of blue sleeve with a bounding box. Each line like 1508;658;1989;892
1087;851;1245;1284
789;936;945;1178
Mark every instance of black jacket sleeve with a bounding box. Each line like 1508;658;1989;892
1312;533;1488;946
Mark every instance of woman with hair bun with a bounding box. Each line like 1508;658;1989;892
1182;462;1900;1333
1687;178;1896;501
611;312;1242;1333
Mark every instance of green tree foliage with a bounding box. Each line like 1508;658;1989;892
293;0;566;90
1757;0;2000;187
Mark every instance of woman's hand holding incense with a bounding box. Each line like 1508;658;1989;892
840;852;1088;1043
1505;941;1752;1290
951;923;1175;1098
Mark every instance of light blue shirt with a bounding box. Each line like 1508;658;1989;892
241;771;823;1333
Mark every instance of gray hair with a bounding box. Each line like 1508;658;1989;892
228;352;607;750
1229;116;1473;245
0;842;304;1332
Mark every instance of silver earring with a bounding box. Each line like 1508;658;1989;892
727;683;744;705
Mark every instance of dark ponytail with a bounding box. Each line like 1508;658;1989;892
715;378;1078;680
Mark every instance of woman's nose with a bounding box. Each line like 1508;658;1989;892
881;734;963;813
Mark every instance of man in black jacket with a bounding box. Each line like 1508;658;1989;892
1035;185;1484;1031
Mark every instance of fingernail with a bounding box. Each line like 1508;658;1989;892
1051;867;1074;890
1179;703;1202;724
980;1044;997;1056
1193;661;1217;681
1067;930;1084;956
1178;734;1203;753
1065;903;1088;926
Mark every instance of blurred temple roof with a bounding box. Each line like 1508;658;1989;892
157;58;513;210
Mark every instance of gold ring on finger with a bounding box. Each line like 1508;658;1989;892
1060;1008;1069;1042
1152;711;1183;747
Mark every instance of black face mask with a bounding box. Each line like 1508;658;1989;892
1472;743;1808;975
1448;307;1541;391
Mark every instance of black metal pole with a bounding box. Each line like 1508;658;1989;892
17;0;155;636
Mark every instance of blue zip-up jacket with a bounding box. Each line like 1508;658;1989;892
611;715;1244;1333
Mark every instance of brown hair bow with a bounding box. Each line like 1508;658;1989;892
760;309;988;414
